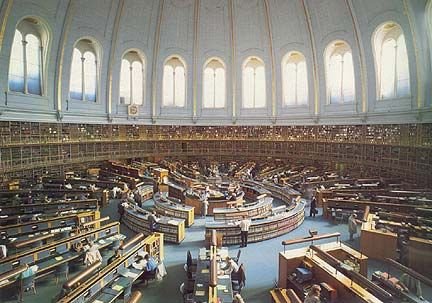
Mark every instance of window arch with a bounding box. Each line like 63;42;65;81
242;57;266;108
325;41;355;104
373;22;410;100
203;58;226;108
69;39;98;102
282;52;308;106
163;56;186;107
8;18;48;95
119;51;144;105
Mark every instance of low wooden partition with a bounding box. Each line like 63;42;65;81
122;204;185;243
213;196;273;221
154;193;194;227
167;181;186;202
360;216;398;260
278;246;384;303
206;201;305;245
0;222;123;285
185;192;245;216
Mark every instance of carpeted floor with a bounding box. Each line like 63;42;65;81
6;199;432;303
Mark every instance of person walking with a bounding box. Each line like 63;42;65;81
348;213;361;241
310;196;317;217
238;216;252;247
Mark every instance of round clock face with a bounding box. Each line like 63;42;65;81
130;106;138;115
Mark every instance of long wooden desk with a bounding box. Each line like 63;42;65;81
0;199;99;216
56;233;163;303
154;193;194;227
0;222;123;280
122;204;185;243
279;246;383;303
192;247;233;303
0;211;97;238
206;201;305;245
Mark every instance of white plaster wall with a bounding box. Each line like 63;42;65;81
60;0;116;118
268;0;315;118
157;0;194;118
197;0;232;119
234;0;272;118
111;0;158;119
0;0;429;125
307;0;362;116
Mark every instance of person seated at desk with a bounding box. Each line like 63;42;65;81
304;284;321;303
134;253;158;282
222;256;239;275
84;241;102;266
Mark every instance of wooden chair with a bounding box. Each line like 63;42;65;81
19;275;36;302
233;249;241;263
55;262;69;284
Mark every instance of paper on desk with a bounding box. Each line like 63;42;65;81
55;256;63;261
126;272;138;278
195;290;205;296
112;284;123;291
218;275;230;279
98;239;106;245
201;269;209;273
216;285;227;290
168;220;177;224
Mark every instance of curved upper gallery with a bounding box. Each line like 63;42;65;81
0;0;431;126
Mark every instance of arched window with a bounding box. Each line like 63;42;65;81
242;57;266;108
119;51;144;105
8;18;47;95
69;39;98;102
373;22;410;99
325;41;355;104
163;56;186;107
282;52;308;106
203;58;226;108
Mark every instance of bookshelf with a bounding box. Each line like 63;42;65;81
205;201;305;245
0;122;430;186
153;193;195;227
122;204;185;244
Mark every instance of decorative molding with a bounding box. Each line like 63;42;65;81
54;0;75;112
263;0;277;119
192;0;200;119
151;0;165;121
301;0;320;116
403;0;423;109
345;0;368;113
106;0;125;116
0;0;13;54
